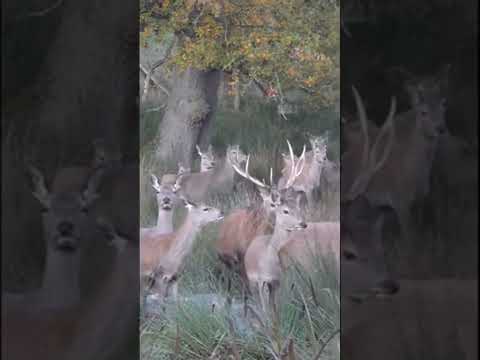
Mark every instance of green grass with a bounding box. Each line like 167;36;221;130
140;240;340;360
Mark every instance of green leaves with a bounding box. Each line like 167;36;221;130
140;0;339;107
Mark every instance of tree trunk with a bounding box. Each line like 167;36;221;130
233;80;241;111
155;68;221;168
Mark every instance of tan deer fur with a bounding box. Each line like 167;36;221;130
176;144;247;203
215;186;279;281
278;136;326;207
140;173;181;236
196;144;216;172
140;200;223;300
244;197;307;313
279;221;340;270
240;145;307;313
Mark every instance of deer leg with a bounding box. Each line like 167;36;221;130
267;282;278;317
170;281;178;303
242;284;248;317
258;281;268;315
225;274;233;311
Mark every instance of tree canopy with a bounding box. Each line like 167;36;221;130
140;0;339;108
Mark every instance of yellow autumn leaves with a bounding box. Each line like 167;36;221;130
141;0;339;107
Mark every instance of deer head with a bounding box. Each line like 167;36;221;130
341;196;399;303
274;190;308;233
150;173;181;212
177;162;191;176
181;198;224;226
196;144;216;171
231;153;282;217
226;144;248;166
391;65;450;139
309;134;328;164
28;164;103;253
340;87;400;304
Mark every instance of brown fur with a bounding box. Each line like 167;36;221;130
215;205;273;274
140;231;174;275
279;222;340;270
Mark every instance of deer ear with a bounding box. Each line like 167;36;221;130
27;165;51;209
196;145;202;156
81;167;104;208
207;144;213;153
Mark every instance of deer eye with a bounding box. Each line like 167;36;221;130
203;207;210;212
343;250;357;261
283;209;289;214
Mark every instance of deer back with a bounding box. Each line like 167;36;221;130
216;206;273;264
343;279;478;360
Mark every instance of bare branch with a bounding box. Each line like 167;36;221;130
140;63;171;98
19;0;64;19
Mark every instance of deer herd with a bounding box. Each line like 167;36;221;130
3;65;477;359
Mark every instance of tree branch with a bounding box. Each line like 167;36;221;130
140;36;177;102
18;0;64;19
140;64;171;98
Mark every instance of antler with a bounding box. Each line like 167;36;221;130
232;155;270;189
284;140;306;189
352;85;370;169
27;164;51;208
150;173;162;192
346;92;397;201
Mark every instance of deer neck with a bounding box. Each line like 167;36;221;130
310;157;324;184
65;243;137;360
269;226;292;252
156;207;174;233
165;214;203;267
41;248;82;307
215;157;235;181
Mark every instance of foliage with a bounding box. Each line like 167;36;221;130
140;0;339;108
